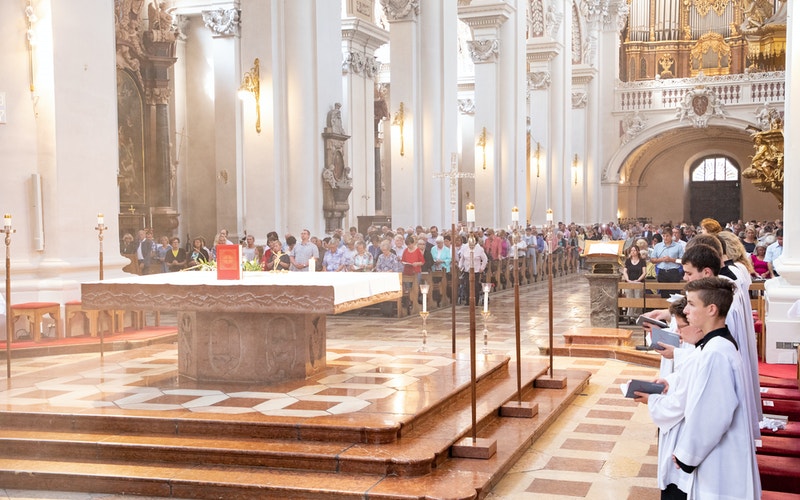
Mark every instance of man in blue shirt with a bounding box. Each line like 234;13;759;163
651;226;684;298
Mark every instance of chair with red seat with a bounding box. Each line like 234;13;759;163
10;302;61;342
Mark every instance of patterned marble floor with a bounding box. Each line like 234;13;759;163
0;271;662;499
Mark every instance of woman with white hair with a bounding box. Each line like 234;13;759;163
430;236;451;272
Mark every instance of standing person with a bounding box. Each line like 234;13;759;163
622;245;646;321
651;227;684;298
290;229;319;271
164;237;187;272
138;230;158;275
638;277;761;500
242;235;258;262
401;236;425;277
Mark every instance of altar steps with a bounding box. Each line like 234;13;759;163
0;363;590;499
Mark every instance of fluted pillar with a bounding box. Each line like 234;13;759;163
764;0;800;363
341;12;389;227
460;2;514;229
382;0;421;227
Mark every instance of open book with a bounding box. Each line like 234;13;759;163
620;379;666;398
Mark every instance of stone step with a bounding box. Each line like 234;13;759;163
0;368;590;499
0;359;550;477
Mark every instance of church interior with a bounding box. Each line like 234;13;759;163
1;0;799;498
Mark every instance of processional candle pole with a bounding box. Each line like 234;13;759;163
4;214;15;379
511;207;522;403
466;202;478;442
546;208;554;377
96;213;108;358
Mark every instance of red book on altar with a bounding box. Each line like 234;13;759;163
216;244;242;280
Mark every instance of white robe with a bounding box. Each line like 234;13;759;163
672;335;761;499
721;271;763;436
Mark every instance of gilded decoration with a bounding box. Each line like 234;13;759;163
659;53;675;79
117;71;146;205
690;32;731;76
691;0;730;17
743;112;784;209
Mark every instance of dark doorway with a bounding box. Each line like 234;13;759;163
689;156;741;225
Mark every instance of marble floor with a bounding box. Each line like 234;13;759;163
0;270;663;499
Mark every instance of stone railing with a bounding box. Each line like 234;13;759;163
615;71;786;113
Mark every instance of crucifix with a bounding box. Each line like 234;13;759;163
434;152;474;353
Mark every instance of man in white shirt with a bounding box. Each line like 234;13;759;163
764;228;783;277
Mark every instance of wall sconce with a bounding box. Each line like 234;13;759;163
392;102;405;156
572;153;579;185
238;58;261;133
534;141;541;177
477;127;488;170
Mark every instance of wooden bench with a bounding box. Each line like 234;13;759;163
10;302;61;342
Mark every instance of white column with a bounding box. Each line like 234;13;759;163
764;0;800;363
550;0;572;225
341;16;389;229
418;0;458;229
383;0;421;228
271;1;342;236
460;2;513;229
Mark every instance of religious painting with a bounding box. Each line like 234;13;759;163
117;69;146;205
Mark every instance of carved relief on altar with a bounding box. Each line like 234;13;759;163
178;312;194;374
675;87;727;128
208;317;244;376
264;316;298;383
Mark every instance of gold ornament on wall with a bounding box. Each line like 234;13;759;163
742;113;784;209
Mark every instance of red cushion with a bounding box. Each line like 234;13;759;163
755;320;763;334
763;491;800;500
763;399;800;421
758;455;800;494
65;300;82;306
761;375;800;390
759;435;800;458
11;302;59;309
761;387;800;401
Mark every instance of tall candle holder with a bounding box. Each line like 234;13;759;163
95;214;107;359
96;213;107;280
499;208;538;417
418;282;430;352
534;209;566;389
481;281;492;354
4;214;16;378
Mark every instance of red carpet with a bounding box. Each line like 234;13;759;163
760;361;798;380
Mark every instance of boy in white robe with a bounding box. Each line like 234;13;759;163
638;277;760;499
642;243;762;439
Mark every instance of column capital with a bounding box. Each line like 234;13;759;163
468;39;500;64
201;8;240;37
458;2;513;36
527;71;551;90
379;0;419;22
342;18;390;53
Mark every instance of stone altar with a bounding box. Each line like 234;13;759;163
82;272;402;384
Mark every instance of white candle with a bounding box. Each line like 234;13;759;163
466;202;475;223
483;289;489;312
308;257;316;273
422;293;427;312
511;206;519;222
97;213;104;226
3;214;11;229
546;209;553;223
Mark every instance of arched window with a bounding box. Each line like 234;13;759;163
691;156;739;182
